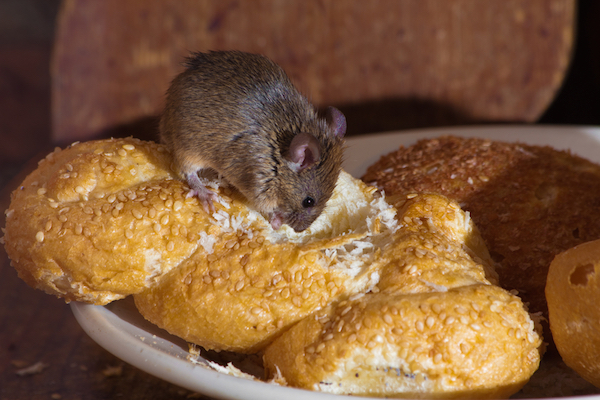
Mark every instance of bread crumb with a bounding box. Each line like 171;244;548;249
102;364;123;377
15;361;49;376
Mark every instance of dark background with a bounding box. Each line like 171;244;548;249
1;0;600;190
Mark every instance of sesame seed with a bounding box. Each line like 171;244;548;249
45;220;53;232
35;231;44;242
173;200;183;211
167;241;175;251
383;313;393;324
455;306;468;314
415;321;424;332
123;144;135;151
426;316;435;328
235;280;245;291
125;229;134;239
445;316;455;325
460;343;471;354
515;329;523;339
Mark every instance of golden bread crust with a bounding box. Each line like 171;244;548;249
546;239;600;388
264;193;541;398
134;171;396;353
3;138;542;397
3;138;201;304
362;135;600;327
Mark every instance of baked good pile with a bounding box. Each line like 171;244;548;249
3;137;543;398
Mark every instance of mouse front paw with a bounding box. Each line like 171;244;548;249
185;173;218;213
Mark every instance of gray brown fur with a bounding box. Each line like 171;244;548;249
160;51;345;232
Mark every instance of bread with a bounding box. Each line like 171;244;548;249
3;138;183;304
3;137;542;397
264;193;541;398
362;135;600;335
133;167;398;353
546;238;600;388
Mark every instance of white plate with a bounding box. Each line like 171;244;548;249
71;125;600;400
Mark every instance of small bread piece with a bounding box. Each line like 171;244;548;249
547;239;600;388
362;136;600;332
264;194;542;398
134;171;398;353
3;138;200;304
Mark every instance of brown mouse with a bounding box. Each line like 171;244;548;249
160;50;346;232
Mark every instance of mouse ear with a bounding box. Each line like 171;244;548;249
326;106;346;139
287;133;321;172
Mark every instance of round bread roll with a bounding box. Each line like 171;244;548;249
546;239;600;388
3;138;542;397
264;193;542;398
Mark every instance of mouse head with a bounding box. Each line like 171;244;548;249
271;107;346;232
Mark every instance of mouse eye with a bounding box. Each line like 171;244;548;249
302;196;315;208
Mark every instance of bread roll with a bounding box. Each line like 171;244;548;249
362;135;600;343
3;138;189;304
264;193;542;398
547;239;600;388
3;137;542;397
134;169;398;353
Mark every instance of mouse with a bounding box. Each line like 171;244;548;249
159;50;346;232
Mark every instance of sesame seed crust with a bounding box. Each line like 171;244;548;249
4;137;542;396
362;135;600;337
3;138;201;304
264;193;542;398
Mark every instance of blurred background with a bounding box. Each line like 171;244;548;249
1;0;599;189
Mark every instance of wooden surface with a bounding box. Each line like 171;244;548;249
51;0;575;143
